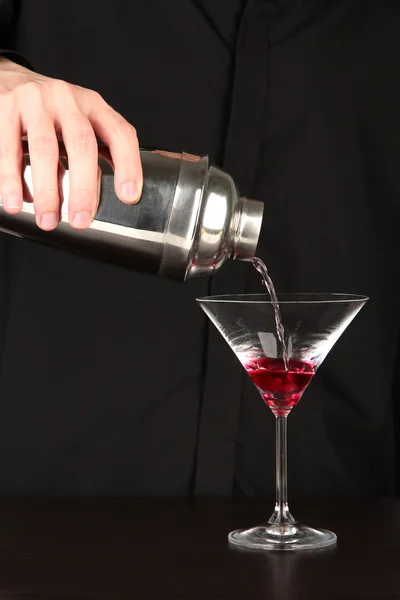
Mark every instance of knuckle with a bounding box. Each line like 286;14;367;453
49;78;76;99
120;120;137;137
0;89;11;100
34;187;58;204
24;81;41;93
70;129;97;153
18;80;42;102
51;78;70;91
71;188;97;206
87;88;105;105
128;123;138;139
111;118;137;140
0;175;20;190
30;135;58;157
0;141;16;159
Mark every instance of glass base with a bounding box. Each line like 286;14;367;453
228;522;337;551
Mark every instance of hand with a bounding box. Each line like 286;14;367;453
0;58;143;230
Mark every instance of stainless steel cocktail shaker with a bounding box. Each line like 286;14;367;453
0;142;264;280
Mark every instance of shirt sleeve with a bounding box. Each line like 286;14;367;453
0;48;33;69
0;0;33;69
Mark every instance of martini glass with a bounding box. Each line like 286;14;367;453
197;293;368;551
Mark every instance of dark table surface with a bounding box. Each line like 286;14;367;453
0;497;397;599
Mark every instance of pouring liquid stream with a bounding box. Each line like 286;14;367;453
253;257;289;371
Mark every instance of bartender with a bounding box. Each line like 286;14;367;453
0;0;398;497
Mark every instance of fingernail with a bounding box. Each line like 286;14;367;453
120;181;138;203
72;211;92;229
40;212;58;230
3;192;21;211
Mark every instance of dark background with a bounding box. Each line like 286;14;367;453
0;0;398;499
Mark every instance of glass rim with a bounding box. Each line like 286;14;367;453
196;293;369;305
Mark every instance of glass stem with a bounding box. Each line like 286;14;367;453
269;415;295;525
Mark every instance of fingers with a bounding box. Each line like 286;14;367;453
85;92;143;204
0;71;142;236
27;113;60;230
36;81;99;230
0;96;23;214
60;117;99;229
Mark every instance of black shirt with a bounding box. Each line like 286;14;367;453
0;0;398;497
